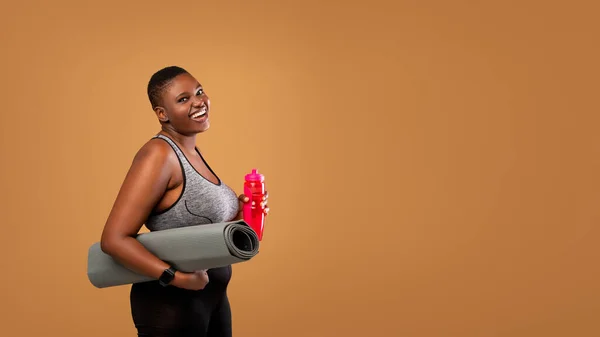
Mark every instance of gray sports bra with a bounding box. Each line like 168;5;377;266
144;134;240;232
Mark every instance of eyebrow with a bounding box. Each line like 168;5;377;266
175;84;203;98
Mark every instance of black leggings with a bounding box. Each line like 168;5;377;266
130;266;233;337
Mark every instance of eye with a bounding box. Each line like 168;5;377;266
178;97;189;103
196;88;204;96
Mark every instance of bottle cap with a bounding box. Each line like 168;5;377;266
245;169;264;182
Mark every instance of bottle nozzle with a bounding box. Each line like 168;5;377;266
245;168;264;182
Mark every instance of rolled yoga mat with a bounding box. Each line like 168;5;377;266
87;220;260;288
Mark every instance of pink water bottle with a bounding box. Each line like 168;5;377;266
243;169;267;241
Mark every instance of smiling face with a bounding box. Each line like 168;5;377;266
153;72;211;135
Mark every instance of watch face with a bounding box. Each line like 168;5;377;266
159;267;176;286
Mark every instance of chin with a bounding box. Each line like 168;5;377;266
197;122;211;133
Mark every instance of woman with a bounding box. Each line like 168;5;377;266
100;65;268;337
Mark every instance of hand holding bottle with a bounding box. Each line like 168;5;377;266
237;193;269;214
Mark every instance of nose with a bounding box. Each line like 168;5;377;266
191;95;204;107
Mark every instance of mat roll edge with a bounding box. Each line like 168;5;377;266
87;220;260;289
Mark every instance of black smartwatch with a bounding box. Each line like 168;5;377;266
158;265;178;287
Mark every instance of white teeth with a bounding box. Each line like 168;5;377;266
191;107;207;118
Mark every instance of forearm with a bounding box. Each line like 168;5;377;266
101;235;175;280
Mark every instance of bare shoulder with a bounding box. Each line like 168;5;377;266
122;136;182;193
132;137;175;166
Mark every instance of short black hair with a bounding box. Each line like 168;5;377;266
147;66;189;109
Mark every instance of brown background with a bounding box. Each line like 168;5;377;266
1;0;599;336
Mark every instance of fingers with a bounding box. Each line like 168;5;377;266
238;192;269;214
250;200;268;209
239;192;268;202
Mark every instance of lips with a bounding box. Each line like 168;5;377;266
190;105;208;119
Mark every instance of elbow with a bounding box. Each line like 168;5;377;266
100;237;114;255
100;233;121;256
100;231;136;256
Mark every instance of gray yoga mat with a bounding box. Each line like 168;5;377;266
87;220;260;288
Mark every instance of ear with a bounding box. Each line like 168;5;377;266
154;106;169;123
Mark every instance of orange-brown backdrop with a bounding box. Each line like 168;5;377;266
1;1;599;336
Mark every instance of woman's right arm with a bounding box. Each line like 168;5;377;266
99;141;206;289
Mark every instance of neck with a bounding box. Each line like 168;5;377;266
159;127;197;152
